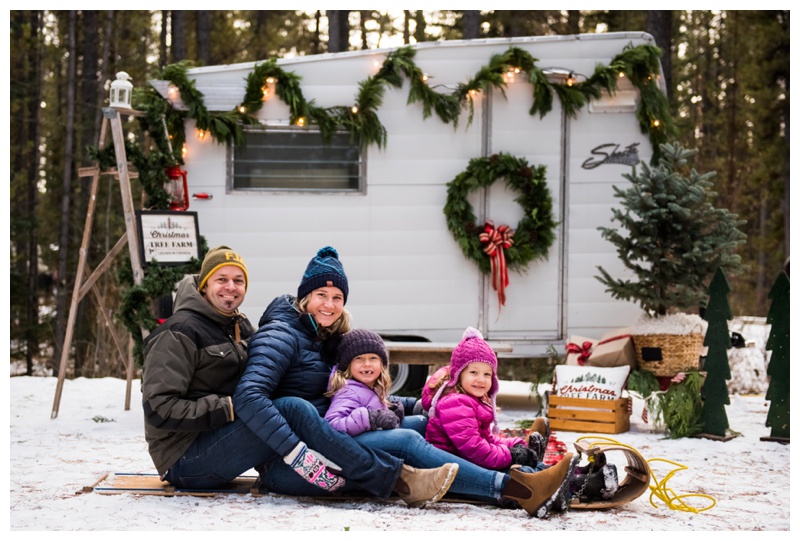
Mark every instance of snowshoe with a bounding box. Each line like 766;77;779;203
570;461;619;503
567;440;650;510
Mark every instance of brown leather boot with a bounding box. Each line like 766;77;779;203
393;463;459;508
501;452;578;518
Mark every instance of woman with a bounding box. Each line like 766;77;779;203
233;246;577;518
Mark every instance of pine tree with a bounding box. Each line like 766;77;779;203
596;142;747;316
764;271;790;439
701;268;732;436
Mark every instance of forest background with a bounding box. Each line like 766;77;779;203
7;9;790;380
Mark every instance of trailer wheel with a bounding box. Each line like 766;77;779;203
388;364;429;395
381;334;431;396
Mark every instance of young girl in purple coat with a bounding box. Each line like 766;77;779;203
423;327;549;472
325;329;426;436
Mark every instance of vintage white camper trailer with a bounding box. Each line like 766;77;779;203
151;32;663;390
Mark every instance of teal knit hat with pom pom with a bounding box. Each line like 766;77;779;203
297;246;349;304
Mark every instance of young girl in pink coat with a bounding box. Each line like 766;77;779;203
423;327;548;472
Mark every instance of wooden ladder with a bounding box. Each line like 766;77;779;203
50;107;147;419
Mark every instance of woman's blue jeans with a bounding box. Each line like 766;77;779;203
355;428;508;502
165;396;403;498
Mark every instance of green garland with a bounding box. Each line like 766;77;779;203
146;43;675;158
444;153;557;274
627;369;705;438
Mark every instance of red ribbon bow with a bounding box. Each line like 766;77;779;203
479;220;514;309
566;340;594;365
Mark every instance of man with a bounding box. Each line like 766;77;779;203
141;245;457;506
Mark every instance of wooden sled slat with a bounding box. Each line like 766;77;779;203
87;473;258;496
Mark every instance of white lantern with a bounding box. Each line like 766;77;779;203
109;71;133;108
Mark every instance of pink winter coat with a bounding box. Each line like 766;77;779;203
424;389;526;470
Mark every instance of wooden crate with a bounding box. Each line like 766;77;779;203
547;395;630;434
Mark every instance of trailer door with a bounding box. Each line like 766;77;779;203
482;81;564;342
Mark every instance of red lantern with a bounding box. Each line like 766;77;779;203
164;166;189;211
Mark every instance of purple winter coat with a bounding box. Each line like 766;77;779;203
424;391;525;470
325;379;386;436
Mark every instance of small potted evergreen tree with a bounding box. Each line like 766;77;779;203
595;142;747;378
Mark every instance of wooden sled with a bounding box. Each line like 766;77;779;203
82;472;487;505
567;440;651;510
86;451;650;510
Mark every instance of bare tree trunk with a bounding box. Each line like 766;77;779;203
646;10;673;96
54;10;78;377
99;11;113;136
782;14;790;258
253;10;269;59
403;10;411;44
74;9;101;377
25;10;43;376
326;10;350;52
337;10;350;51
196;10;211;65
756;195;767;308
565;10;581;34
359;11;369;50
159;10;168;69
725;12;740;211
171;10;186;62
784;111;790;260
312;11;321;54
462;10;480;39
413;11;426;42
507;10;526;37
94;9;116;375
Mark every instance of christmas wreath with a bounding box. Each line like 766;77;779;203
444;153;557;306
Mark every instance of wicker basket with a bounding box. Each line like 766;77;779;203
632;332;704;376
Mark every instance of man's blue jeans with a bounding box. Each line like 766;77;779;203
355;428;508;502
165;396;403;498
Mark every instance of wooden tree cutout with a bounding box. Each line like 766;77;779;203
763;271;790;442
700;268;733;439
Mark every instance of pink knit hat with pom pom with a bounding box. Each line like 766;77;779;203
446;326;500;399
428;327;501;431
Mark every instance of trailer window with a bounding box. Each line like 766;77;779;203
229;128;362;192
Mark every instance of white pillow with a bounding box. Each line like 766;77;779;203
554;365;630;401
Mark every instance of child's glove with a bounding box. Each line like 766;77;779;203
368;408;400;430
283;442;345;492
509;444;539;468
388;399;405;423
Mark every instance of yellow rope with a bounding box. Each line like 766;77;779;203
647;458;716;513
574;435;716;513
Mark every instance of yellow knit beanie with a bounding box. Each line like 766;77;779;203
198;245;248;291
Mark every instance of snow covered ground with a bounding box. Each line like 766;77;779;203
6;375;794;533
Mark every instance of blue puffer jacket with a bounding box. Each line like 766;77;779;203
232;294;335;457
